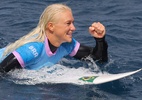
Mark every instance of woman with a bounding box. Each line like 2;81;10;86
0;3;108;73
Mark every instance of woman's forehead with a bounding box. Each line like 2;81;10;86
56;10;74;22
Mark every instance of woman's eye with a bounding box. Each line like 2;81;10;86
67;22;71;25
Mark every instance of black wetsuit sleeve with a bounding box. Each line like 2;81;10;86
74;37;108;62
0;53;21;73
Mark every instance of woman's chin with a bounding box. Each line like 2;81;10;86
65;38;72;43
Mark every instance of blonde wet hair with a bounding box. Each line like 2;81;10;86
3;3;71;56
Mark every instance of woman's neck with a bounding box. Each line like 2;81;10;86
48;39;58;53
46;32;62;47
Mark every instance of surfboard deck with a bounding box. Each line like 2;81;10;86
78;68;142;85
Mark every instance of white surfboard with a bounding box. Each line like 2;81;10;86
79;68;142;85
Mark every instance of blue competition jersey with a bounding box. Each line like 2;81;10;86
12;38;80;70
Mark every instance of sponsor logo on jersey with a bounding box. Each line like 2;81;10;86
29;46;38;57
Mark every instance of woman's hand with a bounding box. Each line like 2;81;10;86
89;22;106;38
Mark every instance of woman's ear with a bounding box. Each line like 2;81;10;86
46;22;54;32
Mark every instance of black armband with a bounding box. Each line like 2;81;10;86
0;53;21;73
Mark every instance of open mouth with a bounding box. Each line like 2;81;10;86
66;34;71;38
66;31;72;37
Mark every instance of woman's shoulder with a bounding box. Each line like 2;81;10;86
23;41;44;47
16;42;44;53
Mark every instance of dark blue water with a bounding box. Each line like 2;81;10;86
0;0;142;100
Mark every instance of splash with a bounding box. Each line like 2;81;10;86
5;57;109;85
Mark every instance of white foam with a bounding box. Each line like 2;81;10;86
5;57;109;85
5;63;103;85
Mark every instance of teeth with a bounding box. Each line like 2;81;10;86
67;33;71;35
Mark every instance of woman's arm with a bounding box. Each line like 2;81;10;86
73;22;108;62
0;53;21;73
74;37;108;62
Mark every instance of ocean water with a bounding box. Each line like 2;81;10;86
0;0;142;100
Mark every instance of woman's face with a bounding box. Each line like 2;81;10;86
52;10;76;44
